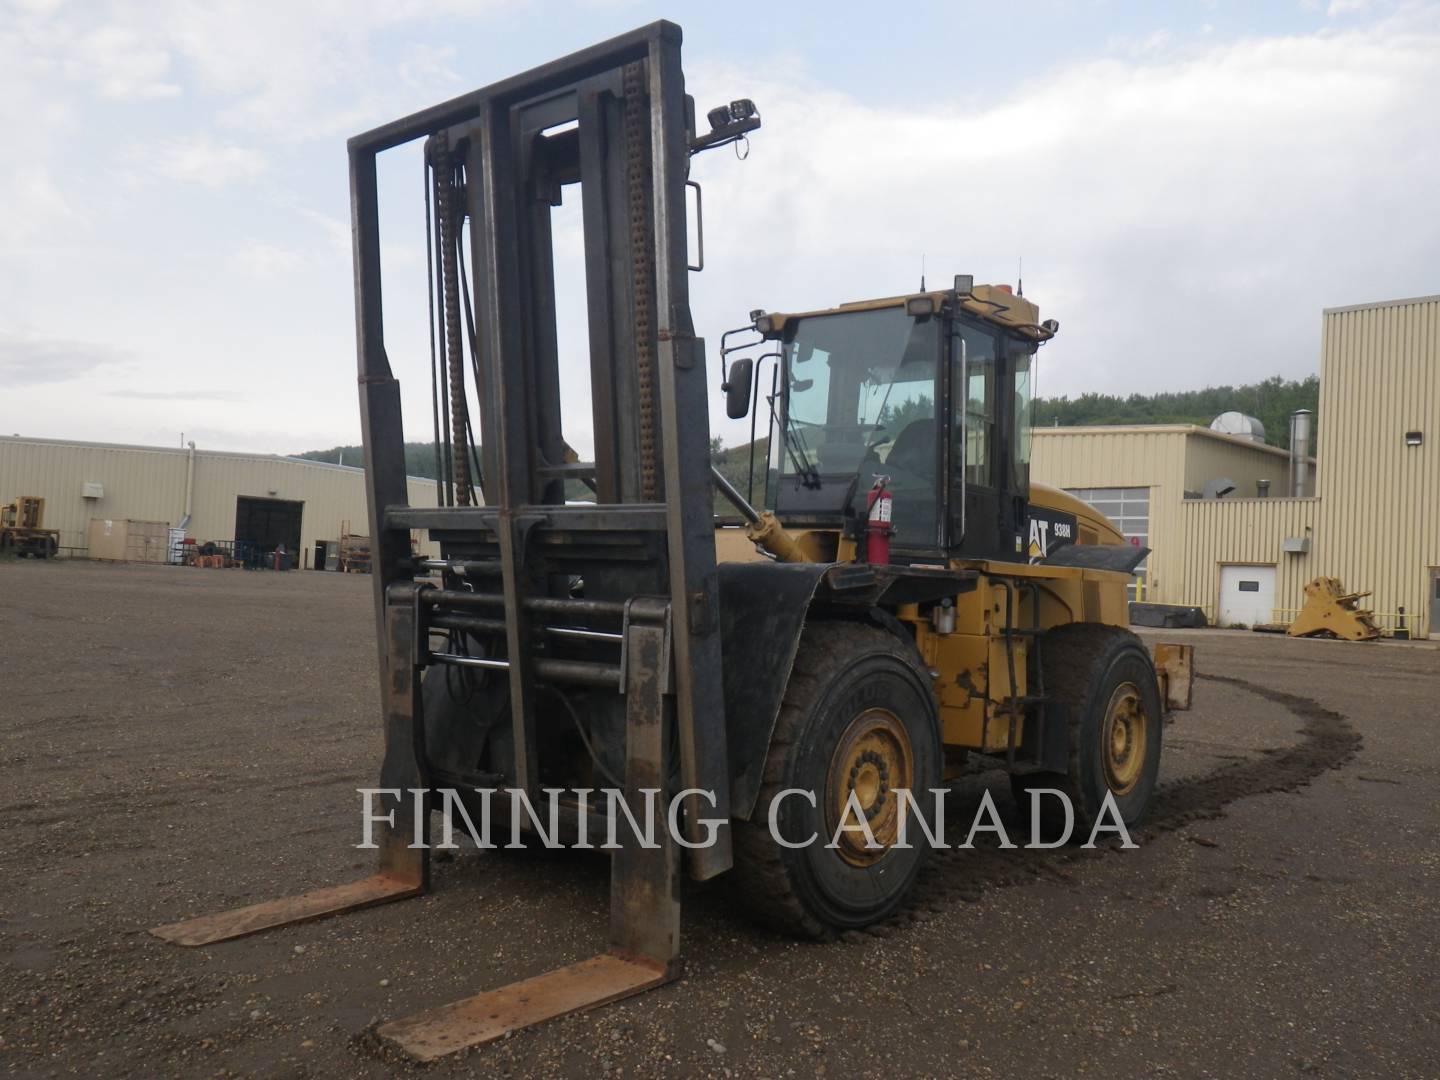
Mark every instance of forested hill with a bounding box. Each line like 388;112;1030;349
297;375;1320;476
296;442;445;478
1034;375;1318;448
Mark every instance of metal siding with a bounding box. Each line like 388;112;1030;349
0;439;188;553
0;437;442;563
1313;296;1440;636
1181;435;1293;500
1178;498;1319;622
1176;296;1438;635
1033;427;1186;605
1034;297;1439;639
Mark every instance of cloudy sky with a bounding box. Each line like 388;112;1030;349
1;0;1436;457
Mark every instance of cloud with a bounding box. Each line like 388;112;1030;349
683;6;1440;437
0;330;127;386
107;388;243;402
150;0;504;139
232;239;309;276
296;209;351;259
2;1;503;146
64;24;181;100
0;8;80;246
2;3;1437;458
144;135;268;187
0;168;77;250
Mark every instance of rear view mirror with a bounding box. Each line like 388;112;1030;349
724;357;754;419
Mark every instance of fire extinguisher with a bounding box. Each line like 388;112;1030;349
865;475;893;564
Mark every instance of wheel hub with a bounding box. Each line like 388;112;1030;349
826;709;914;866
1101;682;1148;796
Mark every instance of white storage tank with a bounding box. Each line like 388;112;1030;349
1209;412;1268;444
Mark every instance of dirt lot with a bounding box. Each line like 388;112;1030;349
2;560;1437;1079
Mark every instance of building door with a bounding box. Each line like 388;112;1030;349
234;497;303;560
1219;564;1276;627
1429;568;1440;640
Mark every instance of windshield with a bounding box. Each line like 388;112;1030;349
772;308;938;479
768;307;940;542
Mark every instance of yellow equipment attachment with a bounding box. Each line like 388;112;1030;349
1287;577;1382;641
1152;642;1196;709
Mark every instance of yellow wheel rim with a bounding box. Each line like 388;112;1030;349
826;709;914;867
1101;682;1148;796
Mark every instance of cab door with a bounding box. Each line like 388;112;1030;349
1000;336;1036;560
949;321;1005;559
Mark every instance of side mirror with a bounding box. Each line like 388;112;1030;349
724;357;754;419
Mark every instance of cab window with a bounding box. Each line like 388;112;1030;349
1010;340;1035;491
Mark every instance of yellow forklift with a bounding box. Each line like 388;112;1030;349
151;21;1191;1059
1;496;60;558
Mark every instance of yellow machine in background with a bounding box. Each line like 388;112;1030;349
0;496;60;559
1288;577;1382;641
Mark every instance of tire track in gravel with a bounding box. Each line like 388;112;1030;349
850;672;1363;939
1145;673;1362;827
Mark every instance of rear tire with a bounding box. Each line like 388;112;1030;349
1015;625;1162;832
729;622;940;938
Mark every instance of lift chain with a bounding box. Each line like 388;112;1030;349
623;60;658;501
433;130;473;505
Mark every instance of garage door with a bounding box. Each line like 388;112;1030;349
1066;486;1149;601
234;496;303;557
1218;565;1276;627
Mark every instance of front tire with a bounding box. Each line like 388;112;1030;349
729;622;940;938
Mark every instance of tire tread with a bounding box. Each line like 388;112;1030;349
729;620;933;938
1031;623;1157;826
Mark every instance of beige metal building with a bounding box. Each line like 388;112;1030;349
1034;293;1440;638
1033;423;1299;605
0;436;440;565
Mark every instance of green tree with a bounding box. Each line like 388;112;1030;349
299;369;1320;509
1033;375;1319;449
296;441;451;478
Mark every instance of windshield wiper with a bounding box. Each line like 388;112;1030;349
784;415;822;489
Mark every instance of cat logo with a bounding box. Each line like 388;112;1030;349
1026;507;1077;563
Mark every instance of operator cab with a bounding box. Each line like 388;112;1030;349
736;277;1057;564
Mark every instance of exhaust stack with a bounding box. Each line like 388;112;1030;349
1289;409;1313;497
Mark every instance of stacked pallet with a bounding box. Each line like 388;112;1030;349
339;530;371;573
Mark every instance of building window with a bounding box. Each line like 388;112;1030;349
1065;486;1150;601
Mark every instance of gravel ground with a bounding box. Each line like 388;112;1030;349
1;560;1437;1078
